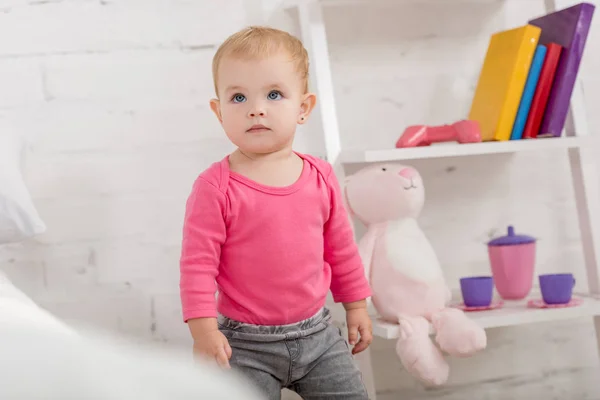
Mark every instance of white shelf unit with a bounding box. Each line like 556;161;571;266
261;0;600;398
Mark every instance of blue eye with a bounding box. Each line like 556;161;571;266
267;90;282;100
232;94;246;103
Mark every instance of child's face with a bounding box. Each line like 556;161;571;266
210;51;315;155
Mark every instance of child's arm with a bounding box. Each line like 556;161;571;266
180;176;226;321
179;176;231;368
322;168;374;354
323;167;372;304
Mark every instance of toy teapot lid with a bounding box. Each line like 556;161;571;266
487;225;535;246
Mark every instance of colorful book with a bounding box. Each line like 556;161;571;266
510;45;547;140
523;43;563;139
468;25;541;141
528;2;595;137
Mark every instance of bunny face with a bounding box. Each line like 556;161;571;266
344;163;425;225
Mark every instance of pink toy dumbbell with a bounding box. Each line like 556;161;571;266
396;120;482;148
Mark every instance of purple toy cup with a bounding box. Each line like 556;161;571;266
539;273;576;304
460;276;494;307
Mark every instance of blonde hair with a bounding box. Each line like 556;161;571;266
212;26;309;96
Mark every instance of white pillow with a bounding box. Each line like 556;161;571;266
0;130;46;243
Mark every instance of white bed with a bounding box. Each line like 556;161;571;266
0;128;264;399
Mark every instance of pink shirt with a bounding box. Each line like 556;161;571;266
179;152;371;325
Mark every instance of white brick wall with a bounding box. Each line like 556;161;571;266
0;0;242;342
0;59;45;107
2;0;600;398
0;1;245;55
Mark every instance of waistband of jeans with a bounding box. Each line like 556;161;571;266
217;307;331;341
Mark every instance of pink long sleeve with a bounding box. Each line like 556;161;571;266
179;153;371;326
179;176;227;321
324;169;372;303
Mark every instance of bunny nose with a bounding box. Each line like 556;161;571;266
399;168;417;179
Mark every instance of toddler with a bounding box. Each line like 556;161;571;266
179;26;372;400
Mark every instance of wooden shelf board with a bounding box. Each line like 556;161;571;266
372;291;600;339
340;136;591;164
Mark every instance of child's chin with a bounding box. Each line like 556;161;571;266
241;141;286;154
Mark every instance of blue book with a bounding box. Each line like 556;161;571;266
510;44;547;140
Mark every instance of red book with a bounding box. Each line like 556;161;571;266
522;42;563;138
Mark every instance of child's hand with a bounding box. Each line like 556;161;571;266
192;330;232;369
344;303;373;355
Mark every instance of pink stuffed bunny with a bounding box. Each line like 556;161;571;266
343;163;487;386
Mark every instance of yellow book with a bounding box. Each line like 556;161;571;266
468;25;541;141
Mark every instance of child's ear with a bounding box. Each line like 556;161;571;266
209;98;223;124
297;92;317;124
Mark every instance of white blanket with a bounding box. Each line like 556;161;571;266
0;273;264;400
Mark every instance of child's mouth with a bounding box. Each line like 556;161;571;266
247;124;270;133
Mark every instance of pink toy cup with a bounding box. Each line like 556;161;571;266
487;226;536;300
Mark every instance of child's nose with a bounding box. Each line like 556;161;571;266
248;110;265;117
248;103;266;118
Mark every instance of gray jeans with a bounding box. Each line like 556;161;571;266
217;308;369;400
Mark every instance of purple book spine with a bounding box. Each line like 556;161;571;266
528;2;595;137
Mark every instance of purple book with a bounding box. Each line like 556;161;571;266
528;2;595;137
